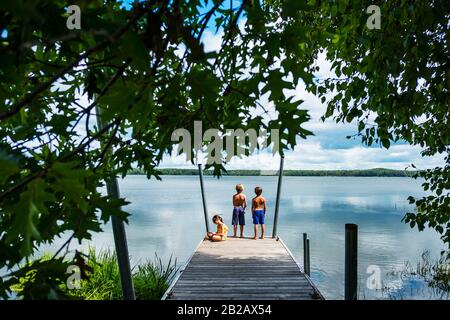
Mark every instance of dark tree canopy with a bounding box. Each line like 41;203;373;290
0;0;448;299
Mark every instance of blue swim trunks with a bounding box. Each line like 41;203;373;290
232;206;245;225
253;210;265;225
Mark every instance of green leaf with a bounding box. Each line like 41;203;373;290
120;31;149;70
186;67;220;103
48;161;90;211
5;180;54;256
381;139;390;149
0;150;20;184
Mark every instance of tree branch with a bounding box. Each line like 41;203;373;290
94;118;121;171
0;119;118;202
84;59;131;138
0;8;146;121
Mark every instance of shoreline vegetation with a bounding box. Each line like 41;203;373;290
382;250;450;300
128;168;418;177
11;249;178;300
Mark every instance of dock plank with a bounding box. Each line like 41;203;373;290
163;237;323;300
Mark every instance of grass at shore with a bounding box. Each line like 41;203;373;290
382;250;449;300
9;249;178;300
65;249;178;300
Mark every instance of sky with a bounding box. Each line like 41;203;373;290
92;1;445;171
159;16;445;171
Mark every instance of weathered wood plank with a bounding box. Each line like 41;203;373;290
173;287;315;292
176;279;311;283
175;279;313;284
163;237;324;300
172;293;316;299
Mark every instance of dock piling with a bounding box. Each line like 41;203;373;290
272;155;284;238
306;238;311;277
302;233;310;276
345;223;358;300
107;178;136;300
95;104;135;300
198;163;210;233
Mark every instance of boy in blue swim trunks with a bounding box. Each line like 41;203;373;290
252;186;267;240
232;184;247;238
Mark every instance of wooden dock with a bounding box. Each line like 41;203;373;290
163;237;324;300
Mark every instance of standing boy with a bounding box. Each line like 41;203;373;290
232;184;247;238
252;186;267;240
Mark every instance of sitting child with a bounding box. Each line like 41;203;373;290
206;215;228;242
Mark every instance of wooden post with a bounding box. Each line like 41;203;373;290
106;178;136;300
306;238;311;277
95;105;135;300
302;233;308;275
272;155;284;238
345;223;358;300
198;164;210;233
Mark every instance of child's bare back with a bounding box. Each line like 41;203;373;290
252;195;266;210
251;186;266;240
232;184;247;237
233;193;247;207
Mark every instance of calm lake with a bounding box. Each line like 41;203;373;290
43;175;447;299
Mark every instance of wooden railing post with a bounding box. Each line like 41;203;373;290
198;164;210;233
303;233;310;276
306;238;311;277
345;223;358;300
95;104;135;300
272;155;284;238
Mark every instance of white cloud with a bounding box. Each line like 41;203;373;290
162;142;445;171
313;50;336;80
202;29;223;53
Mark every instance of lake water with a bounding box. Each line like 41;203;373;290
73;176;443;299
42;175;448;299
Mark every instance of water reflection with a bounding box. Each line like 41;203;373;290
35;175;446;299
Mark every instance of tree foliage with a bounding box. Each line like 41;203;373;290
0;0;315;298
300;0;449;247
0;0;448;299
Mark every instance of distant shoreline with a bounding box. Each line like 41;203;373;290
128;168;417;177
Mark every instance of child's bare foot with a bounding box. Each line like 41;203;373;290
253;236;258;240
260;236;264;239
